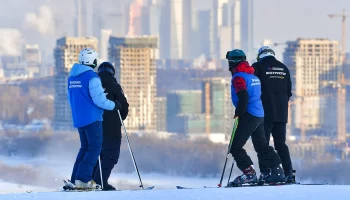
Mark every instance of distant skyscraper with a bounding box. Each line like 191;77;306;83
1;56;26;77
53;37;98;131
75;0;87;37
218;0;229;27
100;29;112;62
197;10;211;58
149;3;161;36
159;0;171;59
210;0;219;59
202;78;234;136
166;90;203;134
284;38;340;138
155;97;167;132
0;65;3;78
109;36;158;131
240;0;254;54
231;0;241;49
222;3;229;26
24;44;41;78
219;26;232;60
159;0;192;59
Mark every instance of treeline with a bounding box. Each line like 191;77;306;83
0;77;54;125
1;133;350;184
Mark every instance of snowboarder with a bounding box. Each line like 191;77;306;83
92;62;129;190
252;46;295;183
67;48;122;189
226;49;285;186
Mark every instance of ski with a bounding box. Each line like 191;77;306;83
176;182;327;189
63;180;154;192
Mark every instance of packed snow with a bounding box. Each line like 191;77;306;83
1;185;349;200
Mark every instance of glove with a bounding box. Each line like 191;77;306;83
113;100;122;111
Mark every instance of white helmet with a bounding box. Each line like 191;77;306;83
78;48;98;68
257;46;275;61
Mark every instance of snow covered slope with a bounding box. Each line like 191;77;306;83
1;185;349;200
0;182;54;194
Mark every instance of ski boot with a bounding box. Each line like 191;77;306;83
227;165;258;187
63;180;76;190
285;169;296;183
75;180;101;190
103;183;116;191
259;165;285;185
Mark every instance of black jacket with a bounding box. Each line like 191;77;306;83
99;71;129;140
252;56;292;123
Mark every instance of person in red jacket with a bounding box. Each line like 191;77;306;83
226;49;285;186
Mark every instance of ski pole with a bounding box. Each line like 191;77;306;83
227;161;234;186
117;110;144;190
98;156;104;189
218;117;239;187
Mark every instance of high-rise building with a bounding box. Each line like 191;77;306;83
196;10;211;58
159;0;171;59
75;0;87;37
155;97;167;132
222;2;229;26
149;3;161;36
283;38;340;137
166;90;203;134
218;0;229;27
100;29;112;62
109;36;158;131
159;0;191;59
219;26;232;60
240;0;254;54
210;0;219;59
201;78;234;137
1;56;27;77
24;44;41;78
0;65;3;79
231;0;241;49
344;54;350;134
53;37;98;131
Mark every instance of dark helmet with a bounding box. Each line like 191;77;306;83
98;62;115;76
256;46;275;61
226;49;246;71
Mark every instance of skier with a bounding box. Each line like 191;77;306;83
252;46;295;183
226;49;285;186
92;62;129;190
67;48;122;189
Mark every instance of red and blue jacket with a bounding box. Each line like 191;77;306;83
231;61;264;118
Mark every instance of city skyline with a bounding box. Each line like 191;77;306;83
0;0;349;63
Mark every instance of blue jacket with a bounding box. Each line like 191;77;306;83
231;72;264;118
67;64;115;128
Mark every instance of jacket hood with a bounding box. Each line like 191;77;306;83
70;63;94;76
98;71;117;83
233;61;255;75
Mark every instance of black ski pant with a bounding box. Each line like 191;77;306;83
230;113;282;172
264;122;293;173
93;138;121;185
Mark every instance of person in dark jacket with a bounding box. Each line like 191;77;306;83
92;62;129;191
252;46;295;183
226;49;285;186
67;48;122;190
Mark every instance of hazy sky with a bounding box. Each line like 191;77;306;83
0;0;349;62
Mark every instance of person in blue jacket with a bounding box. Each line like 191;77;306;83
226;49;285;186
67;48;122;189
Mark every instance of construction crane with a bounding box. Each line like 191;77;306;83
328;9;350;63
328;9;350;143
